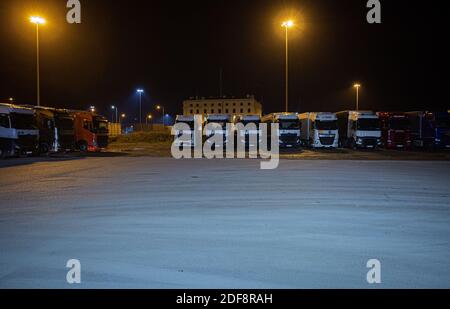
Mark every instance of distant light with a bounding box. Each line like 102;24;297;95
148;114;153;119
354;83;361;88
30;16;46;25
282;20;294;28
121;113;126;118
111;105;116;110
89;106;96;112
9;97;14;102
137;89;144;93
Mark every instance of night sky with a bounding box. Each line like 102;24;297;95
0;0;448;122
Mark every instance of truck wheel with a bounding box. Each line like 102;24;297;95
78;141;88;153
39;143;50;156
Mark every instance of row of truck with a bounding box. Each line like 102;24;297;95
175;111;450;150
0;103;109;158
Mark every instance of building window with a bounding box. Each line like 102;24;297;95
190;110;193;114
248;103;251;106
211;109;215;114
218;109;222;113
248;109;251;113
204;110;207;114
241;103;244;106
190;104;193;107
226;103;229;106
196;104;199;107
240;109;244;113
233;103;236;106
225;109;229;113
233;109;236;113
196;109;199;114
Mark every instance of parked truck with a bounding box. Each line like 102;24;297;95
261;113;301;149
0;103;39;158
406;111;450;149
71;110;109;152
299;112;339;148
233;114;262;149
204;114;231;149
378;112;412;150
174;115;197;149
336;111;382;149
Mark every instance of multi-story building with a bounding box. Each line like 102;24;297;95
183;95;262;117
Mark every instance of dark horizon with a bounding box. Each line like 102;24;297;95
0;0;448;121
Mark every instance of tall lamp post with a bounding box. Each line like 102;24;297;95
282;20;294;113
30;16;46;107
111;105;118;123
156;105;165;126
137;89;144;128
353;83;361;111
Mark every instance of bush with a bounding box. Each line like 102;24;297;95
110;131;172;144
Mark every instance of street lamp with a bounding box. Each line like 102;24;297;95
30;16;46;107
9;97;14;104
146;114;153;125
353;83;361;111
282;20;294;113
137;89;144;128
89;106;96;113
111;105;118;123
156;105;165;126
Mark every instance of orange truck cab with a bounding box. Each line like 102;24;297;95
72;111;109;152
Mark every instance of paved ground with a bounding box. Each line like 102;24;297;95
0;157;449;288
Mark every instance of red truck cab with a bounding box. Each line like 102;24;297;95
378;112;412;150
72;111;109;152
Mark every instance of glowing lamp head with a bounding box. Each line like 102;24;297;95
111;105;116;110
354;83;361;89
30;16;46;25
121;113;126;118
137;89;144;94
282;20;294;28
148;115;153;119
156;105;161;110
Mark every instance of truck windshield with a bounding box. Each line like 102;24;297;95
241;120;261;126
208;122;227;130
176;121;195;130
390;118;410;130
315;120;338;130
10;113;36;130
278;120;300;130
357;119;380;131
93;117;108;133
0;113;10;128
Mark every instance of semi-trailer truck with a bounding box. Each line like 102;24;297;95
261;113;301;149
174;115;197;148
71;110;109;152
336;111;382;149
407;111;450;149
299;112;339;148
378;112;412;150
233;114;261;149
204;114;231;149
0;103;39;158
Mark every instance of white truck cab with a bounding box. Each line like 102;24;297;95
337;111;381;149
204;114;232;147
261;113;301;148
233;114;261;148
174;115;197;148
299;112;339;148
0;103;39;158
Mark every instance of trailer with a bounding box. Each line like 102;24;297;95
233;114;261;149
299;112;339;148
174;115;197;148
204;114;231;149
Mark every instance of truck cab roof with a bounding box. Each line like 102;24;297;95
299;112;337;121
0;103;35;115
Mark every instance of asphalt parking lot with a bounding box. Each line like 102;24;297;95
1;156;449;288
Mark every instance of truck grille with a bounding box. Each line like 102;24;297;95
363;138;378;147
17;135;38;150
319;136;335;146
